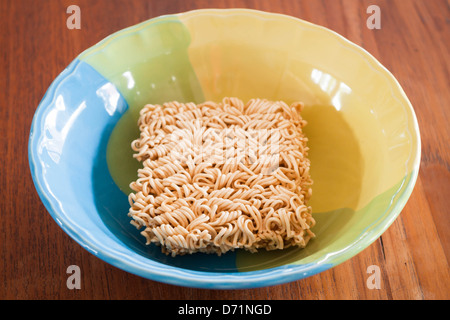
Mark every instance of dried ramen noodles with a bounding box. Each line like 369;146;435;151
127;97;314;256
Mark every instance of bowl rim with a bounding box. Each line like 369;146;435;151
28;8;421;289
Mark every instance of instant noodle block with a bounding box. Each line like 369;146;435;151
128;98;315;256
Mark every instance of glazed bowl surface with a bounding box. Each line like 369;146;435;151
29;9;420;289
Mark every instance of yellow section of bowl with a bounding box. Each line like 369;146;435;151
179;9;419;213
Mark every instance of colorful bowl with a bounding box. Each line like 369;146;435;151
28;9;420;289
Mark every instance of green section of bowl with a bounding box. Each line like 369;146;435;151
79;15;205;194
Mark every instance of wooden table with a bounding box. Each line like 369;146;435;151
1;0;448;300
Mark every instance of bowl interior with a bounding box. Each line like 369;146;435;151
30;10;419;285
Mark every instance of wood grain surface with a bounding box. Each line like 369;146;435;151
1;0;449;300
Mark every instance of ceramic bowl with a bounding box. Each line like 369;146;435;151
28;9;420;289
